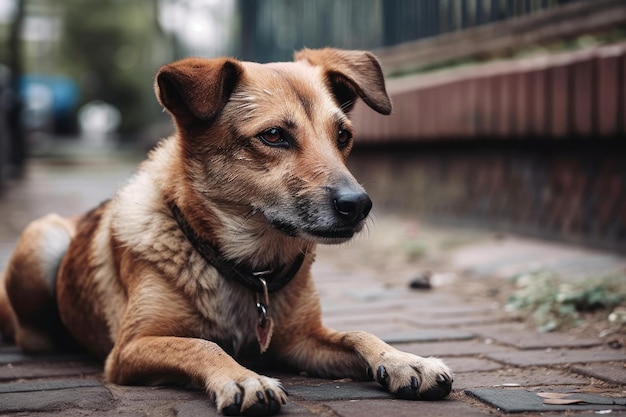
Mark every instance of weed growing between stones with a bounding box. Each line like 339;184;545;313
506;269;626;332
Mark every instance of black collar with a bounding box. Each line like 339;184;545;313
169;201;306;293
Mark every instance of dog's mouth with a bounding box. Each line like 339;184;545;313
305;227;357;240
269;219;361;243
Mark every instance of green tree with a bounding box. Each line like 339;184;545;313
58;0;167;134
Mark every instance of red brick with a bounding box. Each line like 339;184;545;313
512;72;530;138
597;54;620;136
549;65;570;138
474;77;492;137
572;59;595;136
489;74;503;137
528;69;548;137
497;74;516;138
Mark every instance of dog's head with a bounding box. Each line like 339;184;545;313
155;48;391;244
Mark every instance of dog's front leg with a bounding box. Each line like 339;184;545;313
105;336;286;416
277;326;453;401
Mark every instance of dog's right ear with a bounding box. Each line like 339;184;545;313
294;48;392;115
155;57;243;124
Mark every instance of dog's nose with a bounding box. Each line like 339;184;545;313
332;189;372;224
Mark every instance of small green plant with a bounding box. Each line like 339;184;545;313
506;270;626;332
403;241;428;261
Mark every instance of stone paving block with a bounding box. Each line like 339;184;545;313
486;348;626;367
174;400;319;417
105;384;213;416
323;319;415;337
406;313;508;327
439;357;502;373
481;330;602;350
322;304;404;317
453;369;588;390
0;362;102;381
107;384;206;403
174;401;317;417
382;329;475;344
571;362;626;385
0;378;102;393
448;238;626;282
323;312;409;325
0;345;96;365
406;304;502;316
286;380;392;401
323;303;506;330
173;399;220;417
341;288;410;302
326;398;493;417
461;323;538;341
554;412;626;417
392;340;511;357
465;387;626;413
0;384;113;413
322;293;459;315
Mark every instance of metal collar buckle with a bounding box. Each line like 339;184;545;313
253;271;271;328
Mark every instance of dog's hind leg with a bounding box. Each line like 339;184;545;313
1;214;76;352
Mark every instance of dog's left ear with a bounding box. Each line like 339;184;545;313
294;48;392;115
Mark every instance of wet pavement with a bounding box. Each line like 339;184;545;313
0;143;625;416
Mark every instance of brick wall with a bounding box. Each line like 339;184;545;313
350;43;626;252
353;42;626;141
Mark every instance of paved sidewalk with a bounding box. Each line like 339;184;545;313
0;149;625;416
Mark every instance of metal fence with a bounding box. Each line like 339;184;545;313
237;0;586;62
383;0;583;44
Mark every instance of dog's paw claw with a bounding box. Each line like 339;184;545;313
394;376;420;400
221;392;243;416
240;390;281;417
376;365;389;388
266;390;282;414
420;373;453;401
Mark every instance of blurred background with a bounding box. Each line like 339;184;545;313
0;0;625;253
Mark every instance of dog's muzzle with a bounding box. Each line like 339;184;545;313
266;181;372;242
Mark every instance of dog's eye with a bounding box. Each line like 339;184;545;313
337;129;352;148
258;128;289;148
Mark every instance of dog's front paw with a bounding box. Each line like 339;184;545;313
212;373;287;416
368;352;453;401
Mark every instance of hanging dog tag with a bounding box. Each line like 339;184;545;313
256;316;274;354
255;277;274;353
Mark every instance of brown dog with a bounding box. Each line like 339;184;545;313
0;48;452;416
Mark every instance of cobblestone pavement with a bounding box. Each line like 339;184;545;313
0;147;625;416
